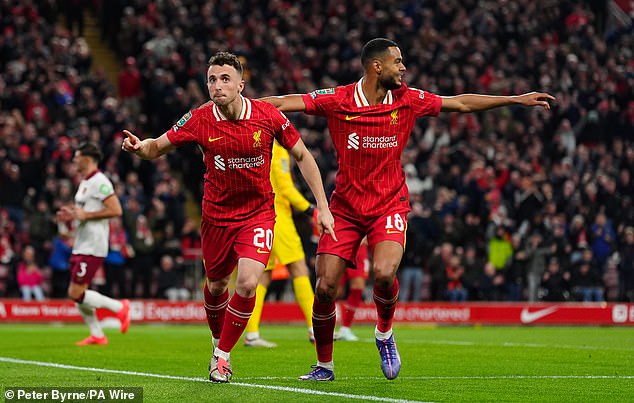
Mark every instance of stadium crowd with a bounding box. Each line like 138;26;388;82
1;0;633;303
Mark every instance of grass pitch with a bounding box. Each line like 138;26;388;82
1;323;633;402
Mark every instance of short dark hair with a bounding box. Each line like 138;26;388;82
77;142;102;162
361;38;399;68
207;51;243;77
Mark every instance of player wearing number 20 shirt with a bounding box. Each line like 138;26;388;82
123;52;335;383
301;79;441;260
165;97;302;276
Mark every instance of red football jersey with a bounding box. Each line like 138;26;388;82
166;96;300;225
302;79;442;218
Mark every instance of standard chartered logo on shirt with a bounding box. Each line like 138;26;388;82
347;132;398;150
363;135;398;148
229;155;264;169
347;133;359;150
214;155;264;170
214;155;225;171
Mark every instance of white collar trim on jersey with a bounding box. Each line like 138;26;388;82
212;95;252;121
353;78;393;107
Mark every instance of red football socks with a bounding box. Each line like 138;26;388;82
203;286;228;340
312;296;336;362
218;292;255;352
373;278;399;333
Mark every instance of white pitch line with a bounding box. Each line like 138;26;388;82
357;338;634;352
236;375;634;381
387;375;634;380
0;357;431;403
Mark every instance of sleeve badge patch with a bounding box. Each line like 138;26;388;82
99;183;113;196
310;88;335;99
173;111;193;131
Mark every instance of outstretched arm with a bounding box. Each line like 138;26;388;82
288;139;337;241
440;92;555;113
121;130;175;160
260;95;307;112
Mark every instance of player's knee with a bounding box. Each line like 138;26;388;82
315;282;337;303
206;277;229;295
373;262;398;288
68;288;83;302
235;277;259;297
244;278;259;294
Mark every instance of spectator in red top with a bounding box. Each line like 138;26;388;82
565;4;591;31
118;57;142;115
24;92;49;126
50;136;74;168
445;255;468;302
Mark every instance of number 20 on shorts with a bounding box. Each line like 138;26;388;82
253;227;273;250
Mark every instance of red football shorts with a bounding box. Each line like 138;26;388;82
317;209;408;265
69;254;105;285
201;218;275;281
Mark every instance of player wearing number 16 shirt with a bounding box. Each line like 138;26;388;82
262;37;555;381
121;52;335;383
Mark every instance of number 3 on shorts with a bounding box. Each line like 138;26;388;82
253;227;273;250
77;261;88;277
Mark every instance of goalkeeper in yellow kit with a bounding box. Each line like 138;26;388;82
243;140;316;347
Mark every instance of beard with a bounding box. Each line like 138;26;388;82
379;75;401;91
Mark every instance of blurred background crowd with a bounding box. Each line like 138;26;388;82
1;0;633;303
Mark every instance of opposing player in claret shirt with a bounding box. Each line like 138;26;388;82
121;51;336;383
262;37;554;381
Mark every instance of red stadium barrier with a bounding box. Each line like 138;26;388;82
0;299;633;325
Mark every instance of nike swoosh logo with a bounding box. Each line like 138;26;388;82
208;136;223;142
386;230;401;234
520;307;558;324
345;115;361;121
256;248;269;254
